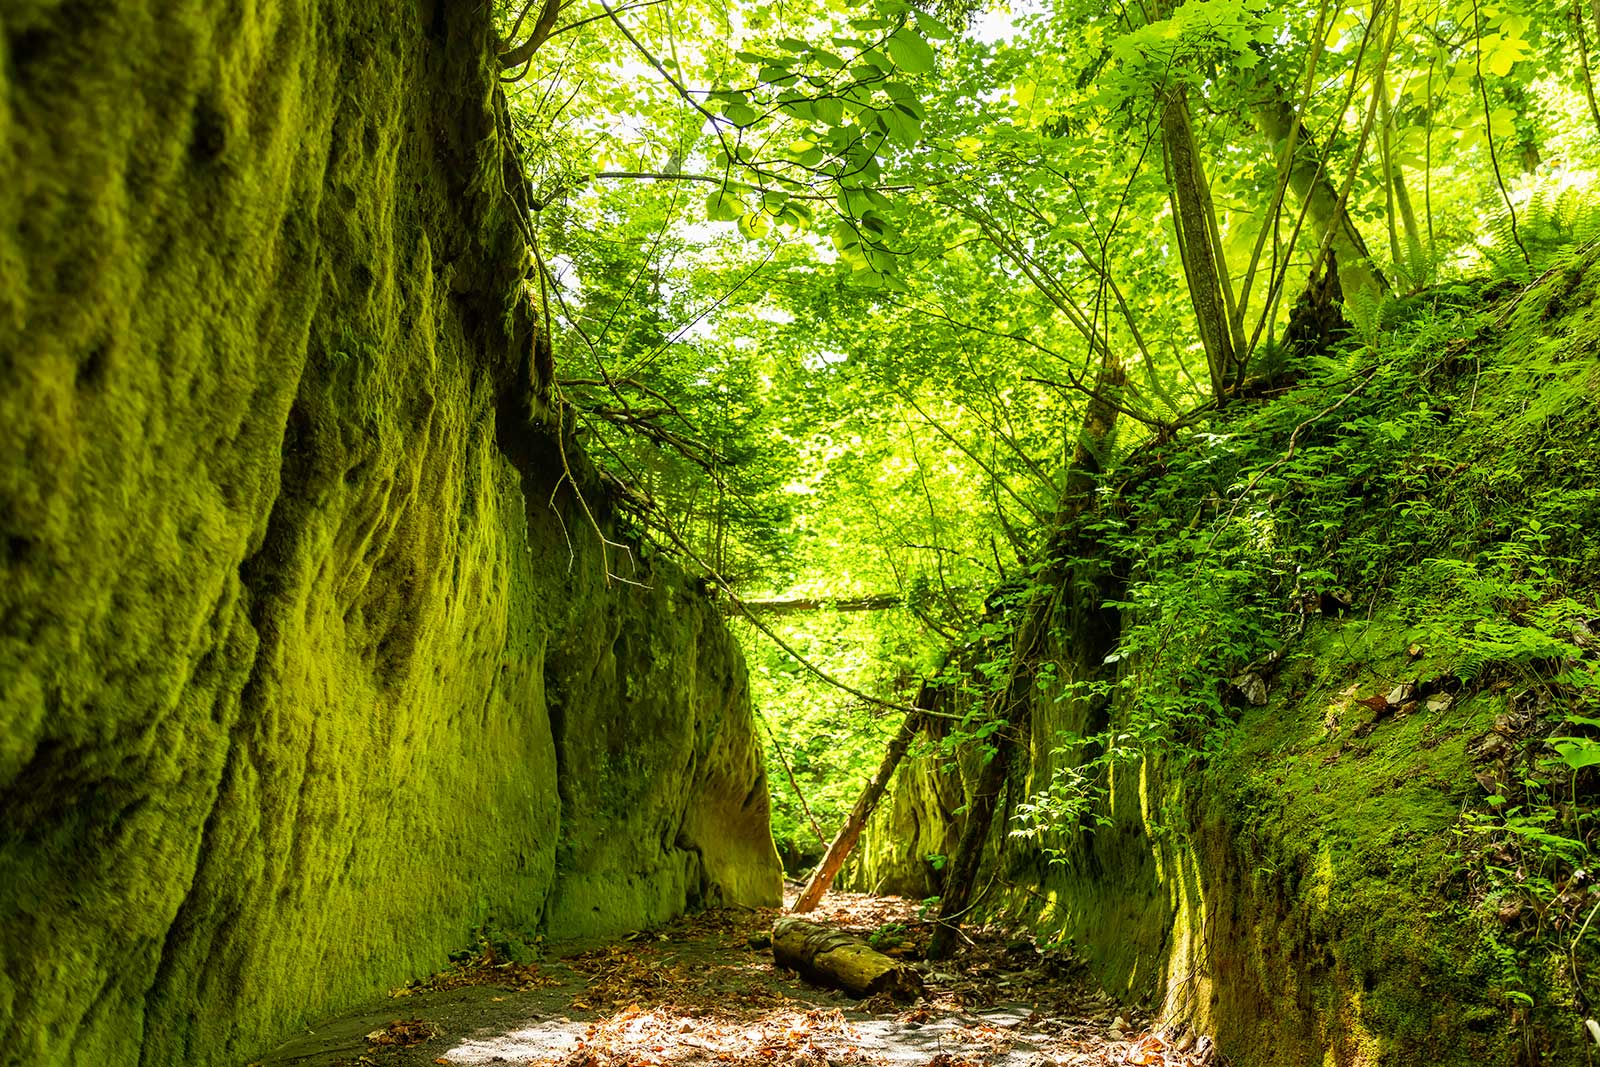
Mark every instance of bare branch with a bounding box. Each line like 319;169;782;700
499;0;564;69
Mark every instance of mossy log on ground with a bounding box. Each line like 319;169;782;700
772;917;924;1000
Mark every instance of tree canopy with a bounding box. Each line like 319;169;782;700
492;0;1600;849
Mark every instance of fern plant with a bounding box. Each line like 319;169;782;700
1479;172;1600;281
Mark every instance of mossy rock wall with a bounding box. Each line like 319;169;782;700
850;262;1600;1065
0;3;780;1065
851;605;1549;1065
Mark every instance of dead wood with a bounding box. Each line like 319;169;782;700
771;917;924;1001
792;680;943;913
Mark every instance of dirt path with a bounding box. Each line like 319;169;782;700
252;891;1215;1067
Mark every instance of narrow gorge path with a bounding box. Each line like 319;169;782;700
253;892;1215;1067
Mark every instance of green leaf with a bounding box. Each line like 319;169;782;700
1550;738;1600;770
737;211;771;239
883;108;921;148
913;10;954;39
706;189;746;221
779;97;817;122
884;27;935;73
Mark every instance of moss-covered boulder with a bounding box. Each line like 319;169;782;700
0;3;780;1065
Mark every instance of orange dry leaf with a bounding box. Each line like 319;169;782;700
366;1018;436;1047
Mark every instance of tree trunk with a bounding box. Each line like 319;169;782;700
772;918;925;999
924;645;1035;959
1253;95;1387;310
729;592;909;616
1500;81;1543;174
790;683;939;913
1377;77;1426;288
926;357;1125;960
1160;87;1243;400
1577;0;1600;139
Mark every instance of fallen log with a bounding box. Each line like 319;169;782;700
791;706;923;914
771;917;924;1001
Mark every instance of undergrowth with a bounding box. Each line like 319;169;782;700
979;249;1600;1045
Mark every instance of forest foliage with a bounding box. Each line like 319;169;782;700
491;0;1600;1019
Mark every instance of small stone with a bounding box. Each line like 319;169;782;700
1475;734;1509;759
1107;1029;1125;1040
1234;672;1268;706
1111;1015;1128;1031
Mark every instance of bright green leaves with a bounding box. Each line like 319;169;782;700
880;83;925;148
706;189;746;222
885;27;936;74
670;0;939;285
1477;32;1529;78
1100;0;1282;107
705;183;814;239
829;195;904;286
724;102;762;127
1550;735;1600;771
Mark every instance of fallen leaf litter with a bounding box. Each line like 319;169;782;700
332;889;1217;1067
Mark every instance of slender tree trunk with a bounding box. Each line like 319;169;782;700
924;626;1037;959
1390;165;1425;283
730;592;910;616
1500;81;1543;174
926;357;1125;960
1377;77;1426;287
790;683;939;913
1252;95;1387;309
1378;75;1402;279
1159;88;1241;399
1573;0;1600;139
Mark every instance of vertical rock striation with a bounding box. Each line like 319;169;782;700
0;3;781;1065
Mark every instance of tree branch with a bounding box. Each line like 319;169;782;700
499;0;564;69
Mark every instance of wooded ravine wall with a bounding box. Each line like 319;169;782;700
0;3;781;1065
846;260;1600;1067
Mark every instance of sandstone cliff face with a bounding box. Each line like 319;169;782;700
843;261;1600;1067
0;3;780;1065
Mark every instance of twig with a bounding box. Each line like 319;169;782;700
757;711;829;847
1571;896;1600;1005
1471;0;1530;270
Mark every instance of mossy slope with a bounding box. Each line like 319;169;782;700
0;3;780;1065
852;257;1600;1065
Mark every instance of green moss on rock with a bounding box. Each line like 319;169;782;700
0;3;779;1065
851;260;1600;1065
